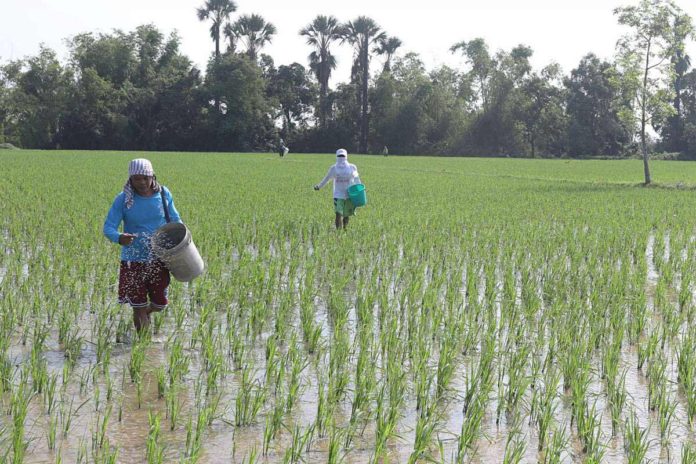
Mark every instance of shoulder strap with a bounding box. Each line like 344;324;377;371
160;188;171;223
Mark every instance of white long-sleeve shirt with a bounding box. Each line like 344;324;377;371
317;162;359;199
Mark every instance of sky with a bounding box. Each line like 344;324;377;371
2;0;696;86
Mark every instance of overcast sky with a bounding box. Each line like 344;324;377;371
2;0;696;85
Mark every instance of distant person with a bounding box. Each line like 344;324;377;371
278;139;289;157
382;145;389;156
314;148;360;229
103;159;182;334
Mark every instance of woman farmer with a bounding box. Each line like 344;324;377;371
103;159;182;333
313;148;360;229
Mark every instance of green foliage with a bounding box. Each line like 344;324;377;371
1;7;695;158
1;46;72;148
204;53;274;150
565;54;632;156
614;0;695;182
266;62;317;138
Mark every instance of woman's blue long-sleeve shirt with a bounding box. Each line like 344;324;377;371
103;186;182;262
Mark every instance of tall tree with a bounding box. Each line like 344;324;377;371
267;63;317;138
204;53;274;150
371;54;464;155
4;47;72;148
196;0;237;61
376;36;402;74
229;14;277;62
222;22;237;54
515;64;566;157
342;16;386;153
450;38;495;111
614;0;693;184
680;69;696;156
0;65;10;144
63;26;203;150
565;54;631;157
300;15;342;127
662;13;694;152
69;31;136;87
133;24;164;86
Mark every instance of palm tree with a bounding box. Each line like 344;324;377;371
230;14;277;62
300;15;342;127
222;22;237;53
196;0;237;61
376;36;402;74
342;16;386;153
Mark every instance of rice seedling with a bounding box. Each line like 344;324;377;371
540;427;568;464
241;446;261;464
91;404;113;452
47;411;58;451
262;400;285;455
234;364;266;426
536;367;560;450
371;383;402;464
677;328;696;423
576;400;605;462
59;394;78;438
457;391;487;462
408;385;442;464
282;423;315;464
327;424;346;464
146;410;164;464
683;443;696;463
166;384;183;431
285;335;308;414
315;374;330;438
0;350;12;393
167;334;190;387
184;407;208;462
624;411;651;464
93;443;119;464
656;389;677;445
502;425;527;464
44;371;59;415
76;437;88;464
606;368;628;437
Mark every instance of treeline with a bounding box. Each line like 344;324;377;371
1;0;696;158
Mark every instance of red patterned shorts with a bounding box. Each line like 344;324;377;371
118;260;170;309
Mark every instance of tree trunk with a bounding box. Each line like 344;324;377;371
641;146;651;183
640;91;651;184
213;31;221;113
360;44;369;153
641;39;652;185
319;51;328;127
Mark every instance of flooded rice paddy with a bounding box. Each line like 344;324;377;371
2;152;696;463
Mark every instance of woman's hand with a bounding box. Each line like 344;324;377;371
118;233;137;246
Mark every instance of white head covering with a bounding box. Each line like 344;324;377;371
336;148;348;167
128;158;154;176
123;158;160;209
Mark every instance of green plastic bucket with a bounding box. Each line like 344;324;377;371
348;183;367;207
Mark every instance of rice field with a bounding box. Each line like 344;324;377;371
2;150;696;463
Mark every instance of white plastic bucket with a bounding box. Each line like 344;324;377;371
151;223;205;282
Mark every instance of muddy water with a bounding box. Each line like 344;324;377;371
5;235;696;463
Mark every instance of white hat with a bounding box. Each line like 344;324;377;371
129;158;154;176
336;148;348;157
